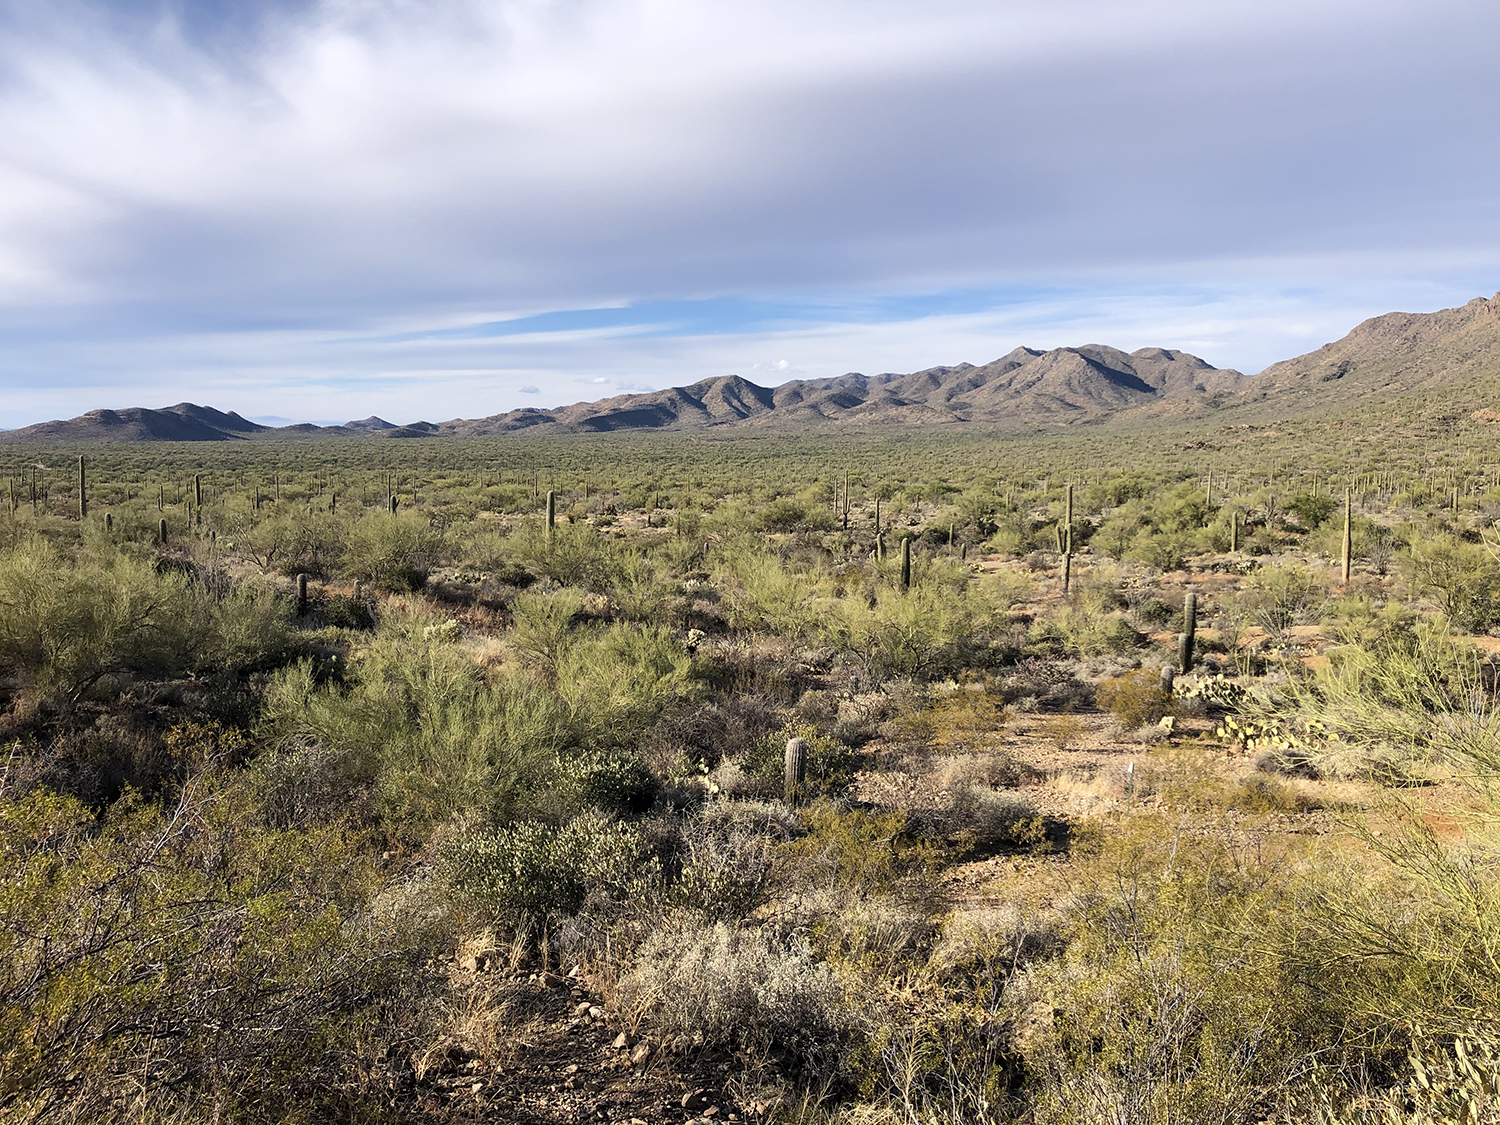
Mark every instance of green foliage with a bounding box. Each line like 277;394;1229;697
1401;534;1500;630
1287;491;1339;529
0;538;291;698
1244;561;1326;632
0;778;397;1121
1025;817;1340;1124
260;615;565;836
438;810;653;921
1095;666;1171;728
344;511;442;591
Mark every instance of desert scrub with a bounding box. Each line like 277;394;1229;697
614;921;855;1068
0;777;402;1123
344;510;443;591
1400;533;1500;630
0;538;291;700
672;802;787;919
439;810;656;924
712;541;834;641
1023;815;1344;1124
919;683;1011;753
779;803;946;895
745;722;858;800
946;785;1047;849
835;567;1001;680
554;622;700;745
1244;561;1326;633
260;615;569;835
1095;666;1174;729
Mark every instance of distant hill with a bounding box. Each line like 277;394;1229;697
1241;291;1500;415
8;291;1500;444
0;344;1242;443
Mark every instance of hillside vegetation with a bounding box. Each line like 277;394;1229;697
1;426;1499;1124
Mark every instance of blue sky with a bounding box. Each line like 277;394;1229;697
0;0;1497;427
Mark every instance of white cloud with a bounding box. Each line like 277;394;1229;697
0;0;1495;423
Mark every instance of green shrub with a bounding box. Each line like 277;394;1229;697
345;512;442;591
1402;534;1500;630
1287;492;1338;530
439;811;653;921
0;780;396;1120
614;920;853;1065
261;617;568;836
0;539;288;698
1095;667;1171;728
323;591;375;630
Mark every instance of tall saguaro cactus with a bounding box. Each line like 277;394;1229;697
77;456;87;520
1179;592;1198;674
1062;482;1074;593
1341;487;1353;583
900;536;912;591
784;737;807;805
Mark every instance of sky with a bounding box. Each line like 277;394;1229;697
0;0;1497;428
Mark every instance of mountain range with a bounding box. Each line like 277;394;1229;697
3;292;1498;443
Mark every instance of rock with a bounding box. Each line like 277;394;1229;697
629;1040;653;1066
564;1064;579;1076
574;1002;593;1017
588;1005;604;1020
540;971;567;988
682;1088;709;1110
612;1032;630;1049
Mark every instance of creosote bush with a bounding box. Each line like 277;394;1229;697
1096;666;1173;729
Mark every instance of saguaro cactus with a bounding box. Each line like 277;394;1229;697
1350;489;1362;585
1179;592;1198;674
900;536;912;591
193;473;202;508
784;737;807;805
389;494;398;514
546;489;556;540
77;456;87;520
296;574;309;616
1230;510;1239;553
158;517;168;544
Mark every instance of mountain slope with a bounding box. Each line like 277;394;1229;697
0;341;1254;443
441;345;1240;436
1241;291;1500;413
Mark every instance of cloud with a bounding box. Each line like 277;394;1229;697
0;0;1496;424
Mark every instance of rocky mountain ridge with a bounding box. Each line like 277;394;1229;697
0;344;1242;443
4;290;1498;443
